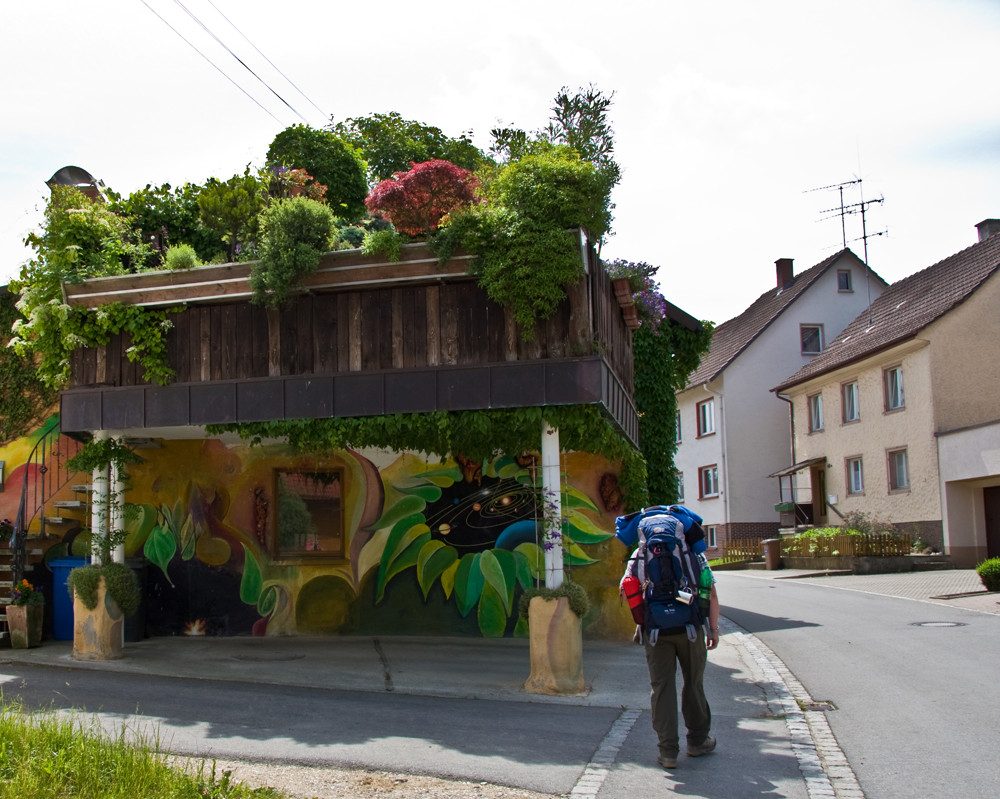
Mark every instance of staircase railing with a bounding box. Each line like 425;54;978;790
9;418;83;586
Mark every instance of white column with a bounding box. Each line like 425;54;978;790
90;431;110;566
541;420;564;589
109;455;126;564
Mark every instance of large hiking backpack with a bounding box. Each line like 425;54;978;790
638;513;703;634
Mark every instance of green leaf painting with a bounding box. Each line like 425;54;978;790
366;455;610;636
416;540;458;599
477;583;508;637
479;550;509;614
144;523;178;586
563;509;614;544
257;583;278;617
453;553;484;617
240;544;263;605
370;494;426;531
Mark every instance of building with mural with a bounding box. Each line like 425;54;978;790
2;237;664;642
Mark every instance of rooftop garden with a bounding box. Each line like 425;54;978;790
5;86;712;507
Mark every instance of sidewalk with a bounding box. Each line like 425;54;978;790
0;568;994;798
736;566;998;614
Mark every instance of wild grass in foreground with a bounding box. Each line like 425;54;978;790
0;699;286;799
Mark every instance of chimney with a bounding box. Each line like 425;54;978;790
976;219;1000;242
775;258;794;289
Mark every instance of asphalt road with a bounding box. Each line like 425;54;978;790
0;661;619;795
717;572;1000;799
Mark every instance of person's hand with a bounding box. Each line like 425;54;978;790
706;628;720;650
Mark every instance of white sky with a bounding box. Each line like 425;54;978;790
1;0;997;324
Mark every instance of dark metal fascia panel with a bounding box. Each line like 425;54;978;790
57;356;639;447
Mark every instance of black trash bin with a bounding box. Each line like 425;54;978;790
124;558;148;642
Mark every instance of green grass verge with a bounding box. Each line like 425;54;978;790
0;699;285;799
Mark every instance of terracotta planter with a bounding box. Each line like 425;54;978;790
72;577;124;661
524;596;585;695
7;603;44;649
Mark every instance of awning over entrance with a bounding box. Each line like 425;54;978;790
768;456;827;478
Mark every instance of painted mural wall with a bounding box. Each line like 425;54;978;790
1;422;635;640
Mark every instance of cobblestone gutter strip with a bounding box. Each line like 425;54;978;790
568;707;642;797
721;617;866;799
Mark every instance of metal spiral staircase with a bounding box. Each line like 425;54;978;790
1;418;90;643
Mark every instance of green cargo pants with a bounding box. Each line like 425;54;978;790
643;627;712;758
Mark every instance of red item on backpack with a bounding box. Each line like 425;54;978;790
621;575;645;624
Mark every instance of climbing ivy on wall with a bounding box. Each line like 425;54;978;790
605;258;713;503
633;322;712;502
8;186;179;388
207;404;648;510
0;289;57;444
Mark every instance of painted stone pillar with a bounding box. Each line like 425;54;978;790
524;596;584;694
72;577;124;661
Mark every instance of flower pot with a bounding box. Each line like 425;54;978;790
524;595;585;695
72;577;124;661
7;603;44;649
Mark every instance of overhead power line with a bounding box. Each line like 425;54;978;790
204;0;327;122
168;0;310;125
139;0;283;124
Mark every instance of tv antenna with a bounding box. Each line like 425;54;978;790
807;178;886;326
805;178;862;247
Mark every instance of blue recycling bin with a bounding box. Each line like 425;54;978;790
50;557;88;640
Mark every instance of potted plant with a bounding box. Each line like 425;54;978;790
519;580;590;695
66;532;142;662
64;438;143;661
7;578;45;649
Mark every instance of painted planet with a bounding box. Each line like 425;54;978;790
438;523;451;536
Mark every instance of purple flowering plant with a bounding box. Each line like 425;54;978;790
604;258;670;333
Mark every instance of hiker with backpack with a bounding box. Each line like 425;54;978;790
617;505;720;770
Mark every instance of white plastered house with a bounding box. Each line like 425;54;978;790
675;250;887;552
772;220;1000;567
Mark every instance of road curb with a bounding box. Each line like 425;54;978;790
721;616;866;799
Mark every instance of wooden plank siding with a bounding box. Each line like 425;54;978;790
60;237;639;442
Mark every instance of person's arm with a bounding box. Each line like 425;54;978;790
706;584;720;650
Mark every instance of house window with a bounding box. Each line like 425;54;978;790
801;324;823;355
675;411;682;443
808;393;824;432
837;270;853;292
275;469;345;559
846;457;864;495
842;381;860;423
884;366;905;411
696;399;715;437
699;465;719;499
887;448;909;492
676;472;684;503
704;525;718;549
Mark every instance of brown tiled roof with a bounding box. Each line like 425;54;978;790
685;249;864;388
774;232;1000;391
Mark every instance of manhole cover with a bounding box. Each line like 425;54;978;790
910;621;967;628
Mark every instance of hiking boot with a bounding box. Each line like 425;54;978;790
687;737;716;757
657;753;679;769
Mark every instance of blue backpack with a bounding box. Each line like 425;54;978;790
638;513;703;634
